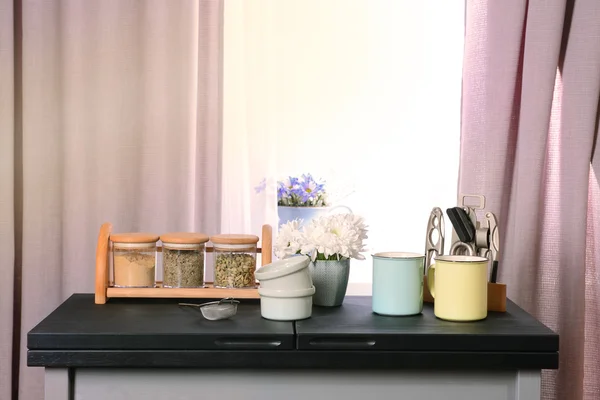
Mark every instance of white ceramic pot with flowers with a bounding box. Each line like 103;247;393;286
276;174;352;228
274;213;368;307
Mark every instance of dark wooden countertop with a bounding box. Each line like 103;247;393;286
297;296;557;352
27;294;558;370
28;294;294;351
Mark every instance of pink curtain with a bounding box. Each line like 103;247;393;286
460;1;600;399
0;1;223;399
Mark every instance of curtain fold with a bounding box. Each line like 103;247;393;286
0;1;223;399
0;0;16;398
460;1;600;399
220;0;279;243
585;129;600;398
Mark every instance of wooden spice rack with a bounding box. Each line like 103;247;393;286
95;222;271;304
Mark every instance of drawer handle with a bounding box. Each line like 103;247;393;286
308;337;376;348
214;338;283;349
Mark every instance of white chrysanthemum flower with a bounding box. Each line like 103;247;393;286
274;219;304;259
273;213;368;261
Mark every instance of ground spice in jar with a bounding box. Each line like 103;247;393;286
113;250;156;287
111;233;159;288
210;234;259;289
160;232;209;288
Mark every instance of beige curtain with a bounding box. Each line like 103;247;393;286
0;1;223;399
460;1;600;399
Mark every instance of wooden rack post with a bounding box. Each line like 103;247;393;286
95;223;273;304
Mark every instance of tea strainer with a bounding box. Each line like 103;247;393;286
179;298;239;321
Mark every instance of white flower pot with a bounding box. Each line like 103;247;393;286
255;255;312;290
258;286;316;321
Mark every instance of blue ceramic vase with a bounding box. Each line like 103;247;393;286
277;206;328;228
277;205;353;229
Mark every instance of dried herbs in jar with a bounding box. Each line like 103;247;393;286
210;234;259;289
160;232;209;288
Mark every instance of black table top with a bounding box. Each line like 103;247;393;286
296;296;558;353
28;294;293;351
27;294;559;370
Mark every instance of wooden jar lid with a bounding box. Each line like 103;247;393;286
110;232;159;243
210;234;259;245
160;232;209;244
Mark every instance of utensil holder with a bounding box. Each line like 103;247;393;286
94;222;272;304
423;276;507;312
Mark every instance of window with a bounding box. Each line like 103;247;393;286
221;1;465;293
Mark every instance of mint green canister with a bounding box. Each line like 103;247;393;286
372;252;425;316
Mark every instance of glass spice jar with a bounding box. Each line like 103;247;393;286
111;233;159;288
210;234;259;288
160;232;209;288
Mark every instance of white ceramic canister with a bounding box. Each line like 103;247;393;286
258;286;316;321
255;255;312;290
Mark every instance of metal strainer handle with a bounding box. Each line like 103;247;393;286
179;298;239;308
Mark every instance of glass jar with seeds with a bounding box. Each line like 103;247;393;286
111;233;159;288
210;234;259;289
160;232;209;288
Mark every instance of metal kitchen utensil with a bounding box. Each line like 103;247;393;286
425;194;501;282
446;207;475;243
490;260;499;283
179;298;240;320
424;207;445;274
449;194;500;282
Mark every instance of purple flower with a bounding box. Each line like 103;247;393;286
277;181;288;199
275;174;327;206
278;176;300;200
297;174;323;201
254;178;267;194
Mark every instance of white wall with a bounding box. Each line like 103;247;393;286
222;0;465;293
